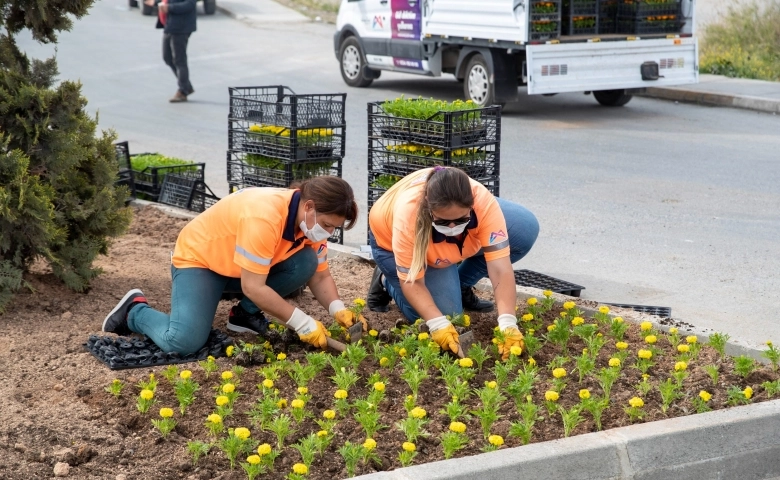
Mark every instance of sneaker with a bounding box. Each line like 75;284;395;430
227;305;269;335
102;289;147;335
169;90;187;103
367;266;392;312
461;285;494;313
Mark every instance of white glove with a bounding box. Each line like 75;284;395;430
286;308;318;335
497;314;518;331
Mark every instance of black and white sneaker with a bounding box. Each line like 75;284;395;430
461;285;494;313
227;305;269;335
102;289;147;335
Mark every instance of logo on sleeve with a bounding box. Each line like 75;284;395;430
316;244;327;255
434;258;452;265
489;230;507;244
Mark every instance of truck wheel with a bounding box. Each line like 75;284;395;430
203;0;217;15
339;37;374;88
141;2;155;15
463;55;494;107
593;89;633;107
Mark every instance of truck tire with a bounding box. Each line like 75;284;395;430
141;2;155;15
339;37;374;88
463;54;494;107
203;0;217;15
593;89;633;107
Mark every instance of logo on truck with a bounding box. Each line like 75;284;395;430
371;15;384;30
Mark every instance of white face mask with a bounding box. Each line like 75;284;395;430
432;221;469;237
300;208;331;242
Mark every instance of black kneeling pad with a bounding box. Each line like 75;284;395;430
84;329;233;370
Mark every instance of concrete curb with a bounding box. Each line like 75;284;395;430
640;87;780;115
354;399;780;480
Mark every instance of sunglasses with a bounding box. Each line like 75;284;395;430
432;215;471;227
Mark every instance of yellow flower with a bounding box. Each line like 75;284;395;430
686;335;698;344
222;383;235;394
293;463;308;475
410;407;427;418
399;348;407;357
458;358;474;368
510;345;523;356
463;315;471;327
402;442;416;452
221;371;234;380
642;373;650;379
492;338;499;345
207;413;222;424
528;358;537;366
547;324;556;332
543;290;553;297
609;358;621;367
678;344;690;353
669;327;678;334
159;407;174;418
277;353;287;361
545;391;559;401
291;399;305;409
380;357;390;367
257;443;272;456
629;397;644;408
216;395;229;406
369;329;379;337
374;382;386;392
246;455;260;465
744;386;753;399
323;410;336;419
616;341;628;350
180;370;192;380
485;380;497;389
207;355;216;362
699;390;712;402
334;389;348;399
599;306;610;314
613;317;624;324
527;297;538;306
563;301;576;310
262;379;274;389
140;389;154;400
277;399;288;408
640;321;652;331
234;427;251;440
638;349;653;360
571;317;584;326
418;332;430;341
552;368;567;379
578;389;591;400
767;340;773;347
645;335;657;344
488;435;504;446
354;298;366;307
560;311;568;317
521;313;534;322
674;361;688;371
317;430;328;437
363;438;377;450
449;422;466;433
298;386;308;395
226;345;235;357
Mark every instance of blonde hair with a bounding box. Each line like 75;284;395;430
406;167;474;283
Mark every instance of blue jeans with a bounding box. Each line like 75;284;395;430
370;197;539;322
127;247;317;354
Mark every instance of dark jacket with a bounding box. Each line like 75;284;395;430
155;0;197;34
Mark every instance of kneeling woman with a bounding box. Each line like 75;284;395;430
368;167;539;359
102;176;364;354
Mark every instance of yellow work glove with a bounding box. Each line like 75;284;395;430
497;314;525;361
427;316;460;354
331;302;369;332
286;308;329;349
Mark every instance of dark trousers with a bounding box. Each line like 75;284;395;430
162;32;194;95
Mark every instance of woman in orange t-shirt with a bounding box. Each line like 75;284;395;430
368;167;539;359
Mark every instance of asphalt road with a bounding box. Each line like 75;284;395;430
18;0;780;348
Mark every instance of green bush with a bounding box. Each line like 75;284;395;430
699;0;780;81
0;0;132;310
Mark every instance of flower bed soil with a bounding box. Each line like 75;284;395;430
0;206;778;480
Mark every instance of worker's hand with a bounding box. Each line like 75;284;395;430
158;3;168;12
427;316;460;354
286;308;328;349
497;314;525;361
334;309;368;332
144;0;154;5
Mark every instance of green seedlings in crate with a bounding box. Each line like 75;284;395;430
105;379;125;398
380;96;480;122
707;332;730;359
658;378;682;413
186;440;211;466
762;341;780;371
734;355;757;378
693;390;713;413
268;414;294;450
726;385;753;406
131;153;195;172
372;174;401;190
573;16;597;29
533;1;558;13
762;380;780;397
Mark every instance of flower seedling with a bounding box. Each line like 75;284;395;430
175;370;200;415
400;359;429;399
338;441;364;478
215;395;233;418
559;405;584;437
686;335;701;358
241;454;266;480
762;380;780;397
288;462;309;480
137;388;155;414
726;385;753;406
467;343;490;373
702;364;719;386
734;355;757;378
269;414;294;449
291;434;318;470
316;409;337;433
580;393;608;431
288;360;318;387
256;443;280;470
161;365;179;383
472;386;504;439
354;399;386;438
137;373;158;392
546;317;572;354
331;367;360;392
551;367;568;393
334;389;350;416
441;422;468;459
523;333;542;358
218;427;254;469
361;438;381;466
595;365;620;398
290;398;308;423
186;440;211;466
248;395;280;431
509;396;539;445
636;374;652;396
399;442;417;467
575;351;596;383
396;407;429;443
635;349;654;374
610;317;628;341
105;379;124;397
658;379;682;413
707;332;730;360
693;390;712;413
672;361;688;385
593;305;611;325
482;434;504;452
762;341;780;372
506;369;536;408
625;397;645;422
205;413;224;436
152;407;177;437
544;390;559;416
344;343;368;369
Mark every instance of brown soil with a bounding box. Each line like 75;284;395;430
1;206;778;480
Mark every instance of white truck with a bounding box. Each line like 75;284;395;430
333;0;698;106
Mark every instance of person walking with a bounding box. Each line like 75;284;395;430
101;177;366;355
367;166;539;359
145;0;196;102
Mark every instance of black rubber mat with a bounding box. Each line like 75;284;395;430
603;303;672;317
84;329;233;370
513;269;585;297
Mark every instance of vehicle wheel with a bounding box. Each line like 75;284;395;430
129;0;139;8
463;54;494;107
203;0;217;15
141;2;155;15
593;89;633;107
339;37;374;88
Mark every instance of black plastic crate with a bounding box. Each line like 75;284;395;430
562;0;598;35
227;150;341;191
530;0;562;21
529;26;562;41
230;126;339;160
603;303;672;317
529;0;562;40
113;141;136;199
617;0;679;17
158;174;221;214
132;162;205;201
513;269;585;297
228;86;346;130
617;15;681;34
599;0;619;33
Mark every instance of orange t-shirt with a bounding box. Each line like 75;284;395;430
368;168;509;282
172;188;329;277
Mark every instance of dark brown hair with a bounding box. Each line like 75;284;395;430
294;176;358;230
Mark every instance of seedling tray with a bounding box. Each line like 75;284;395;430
158;174;221;213
603;303;672;317
132;163;205;201
228;86;346;129
114;141;136;199
84;329;232;370
513;269;585;297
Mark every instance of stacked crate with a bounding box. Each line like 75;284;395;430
227;86;346;243
529;0;562;41
563;0;599;35
617;0;681;34
114;141;136;200
598;0;619;33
